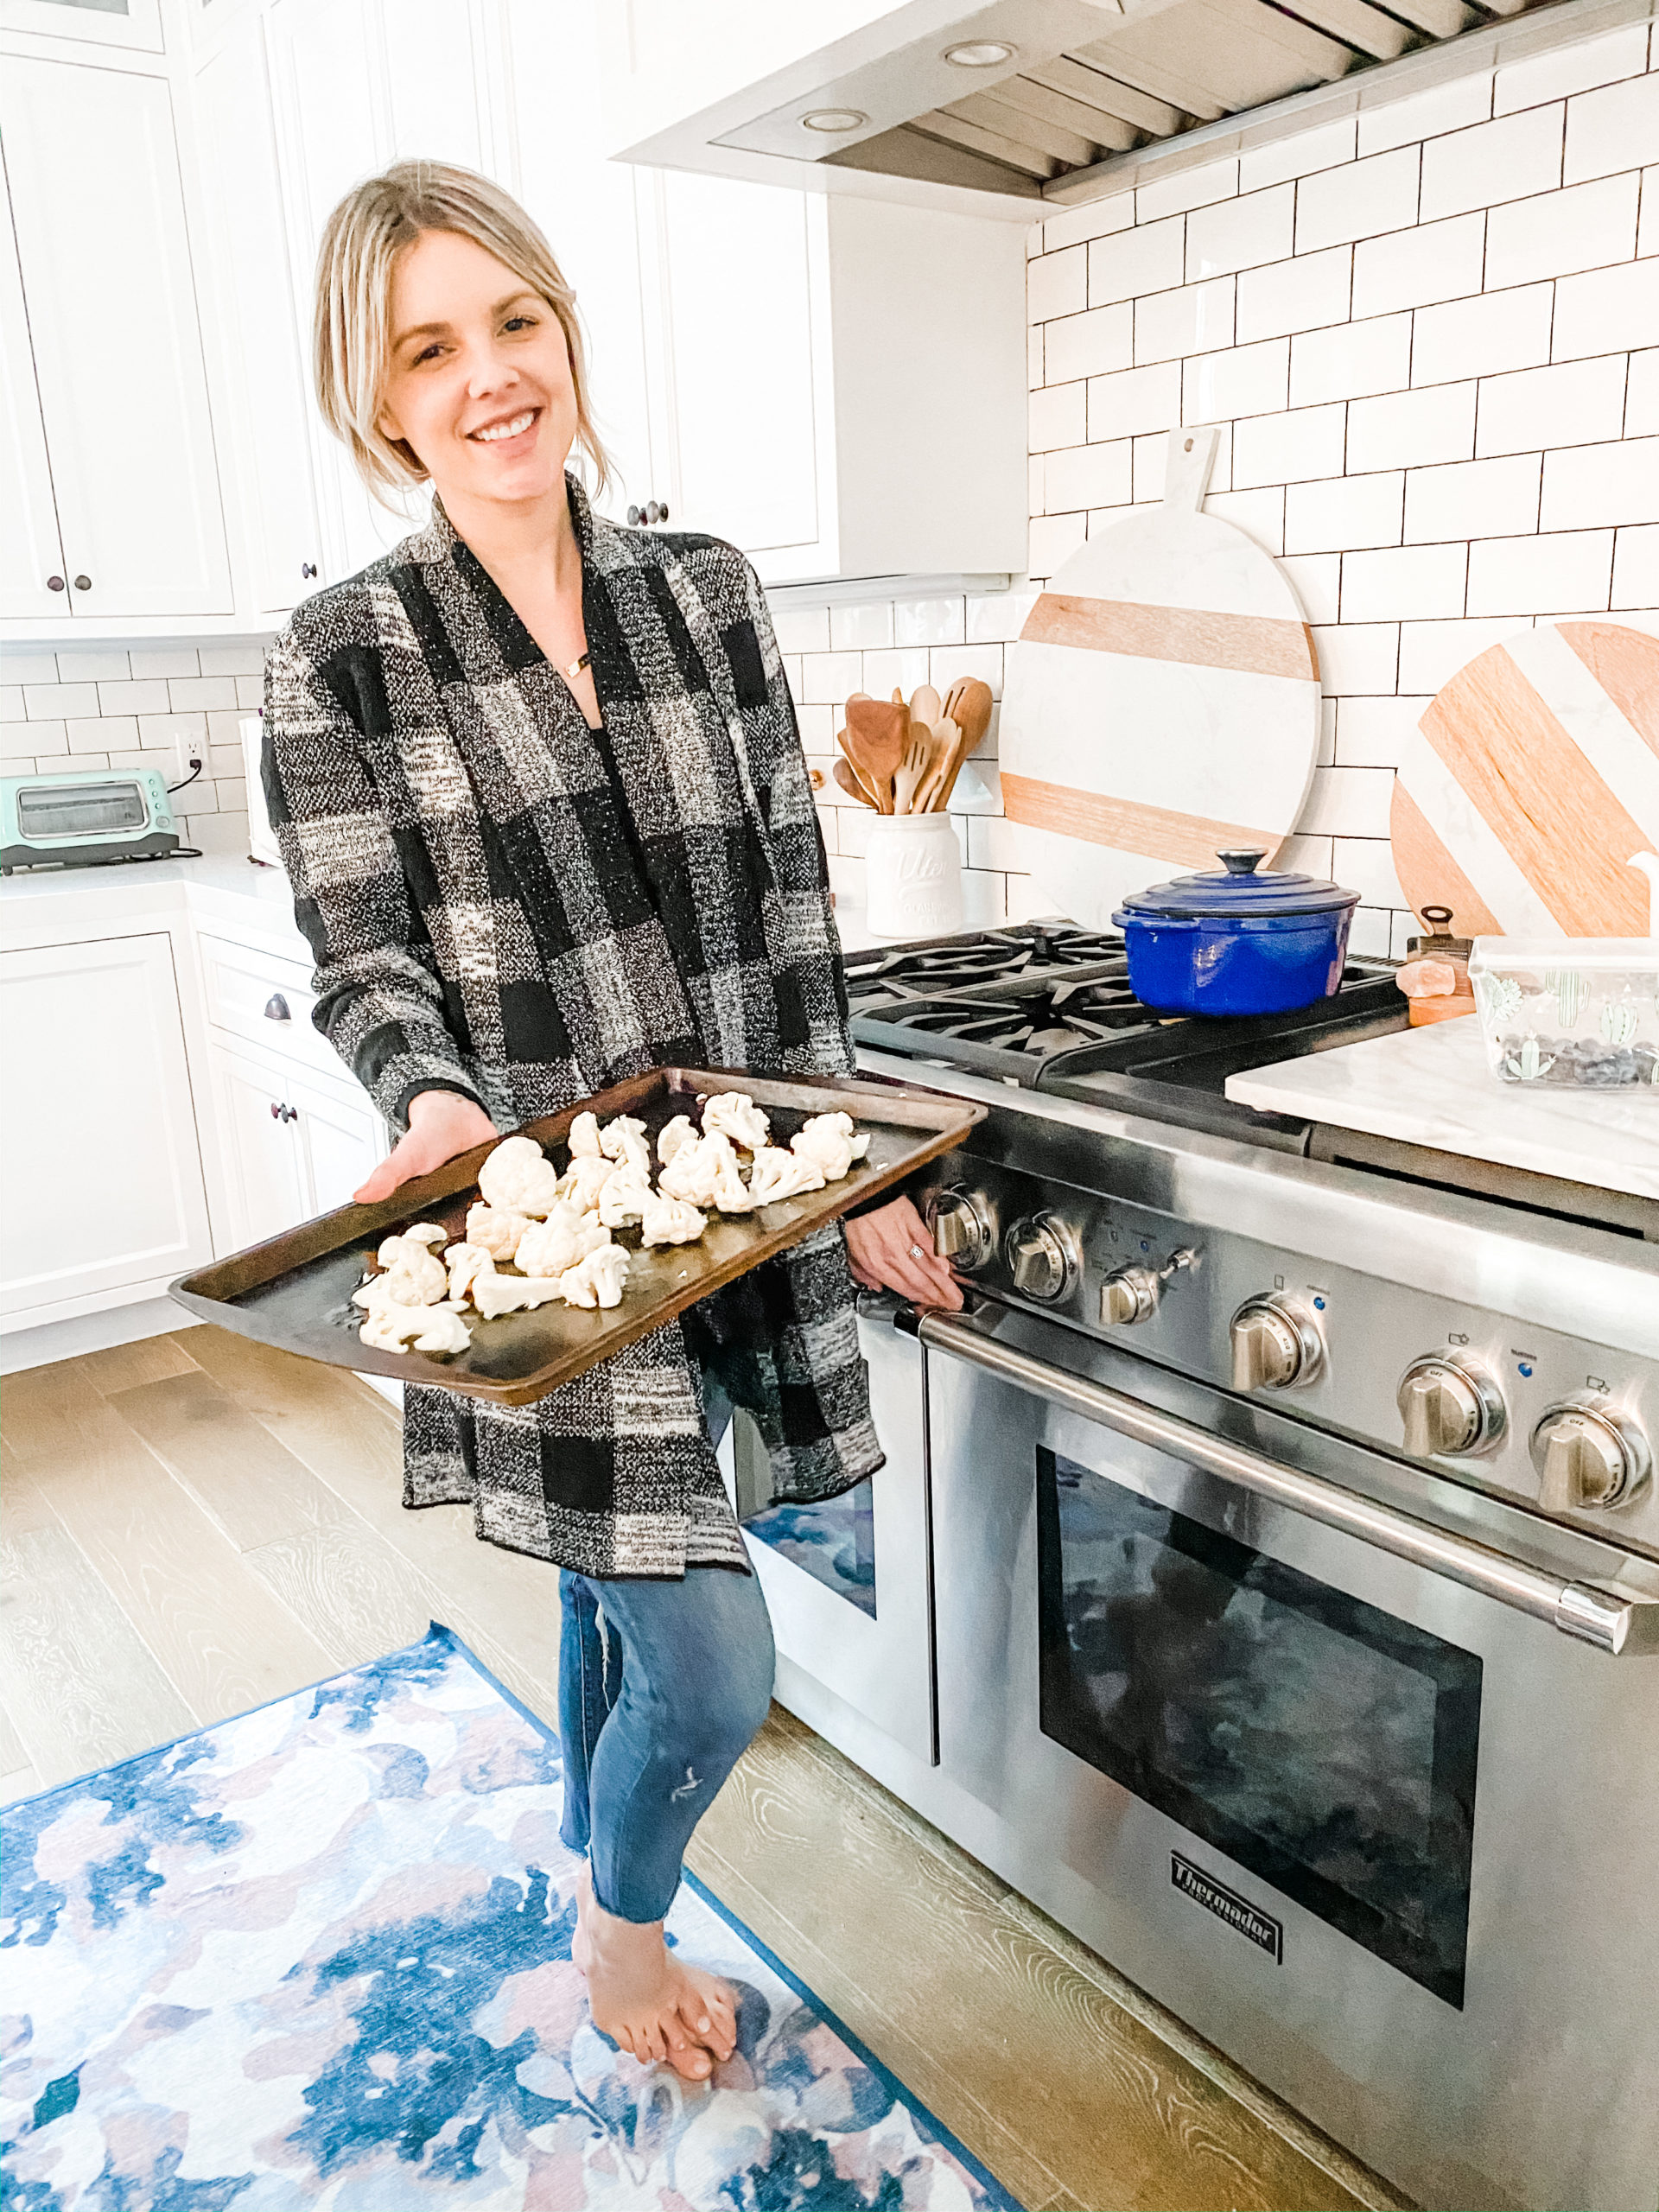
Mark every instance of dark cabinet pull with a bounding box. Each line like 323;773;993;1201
73;574;91;590
264;993;290;1021
302;562;317;578
269;1100;299;1123
626;505;641;524
47;574;65;591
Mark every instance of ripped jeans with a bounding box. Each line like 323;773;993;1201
556;1384;776;1923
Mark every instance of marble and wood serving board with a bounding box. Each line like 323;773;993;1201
998;426;1324;931
1392;620;1659;938
1226;1018;1659;1201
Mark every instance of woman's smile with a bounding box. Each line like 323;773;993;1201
471;406;539;445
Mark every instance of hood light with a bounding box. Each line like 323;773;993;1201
801;107;868;132
944;40;1015;67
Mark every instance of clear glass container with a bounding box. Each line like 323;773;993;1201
1468;938;1659;1089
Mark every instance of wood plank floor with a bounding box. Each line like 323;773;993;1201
1;1326;1409;2212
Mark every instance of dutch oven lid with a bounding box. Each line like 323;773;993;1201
1116;848;1360;919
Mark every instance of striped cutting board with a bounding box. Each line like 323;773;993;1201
999;427;1324;930
1393;622;1659;938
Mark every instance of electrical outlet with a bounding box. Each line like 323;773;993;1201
171;739;202;791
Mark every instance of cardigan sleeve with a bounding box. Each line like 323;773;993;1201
262;621;487;1133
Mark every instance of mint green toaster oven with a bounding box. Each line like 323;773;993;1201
1;767;182;873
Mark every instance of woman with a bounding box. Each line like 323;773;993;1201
264;162;962;2084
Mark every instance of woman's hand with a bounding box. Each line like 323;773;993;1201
843;1195;963;1311
354;1089;499;1205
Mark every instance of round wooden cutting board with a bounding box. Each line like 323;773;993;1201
1392;621;1659;938
999;427;1324;931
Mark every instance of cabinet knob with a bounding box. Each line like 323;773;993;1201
264;993;290;1021
626;505;642;525
643;499;669;524
301;562;318;579
48;574;65;591
270;1101;299;1123
73;574;92;591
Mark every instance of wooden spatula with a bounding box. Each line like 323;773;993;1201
843;695;909;814
910;682;943;732
941;677;993;751
832;755;877;808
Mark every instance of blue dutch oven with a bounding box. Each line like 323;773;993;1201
1113;848;1360;1016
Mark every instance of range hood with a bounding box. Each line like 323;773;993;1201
604;0;1554;212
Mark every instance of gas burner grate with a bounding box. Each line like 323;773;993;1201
885;972;1157;1057
842;922;1129;1011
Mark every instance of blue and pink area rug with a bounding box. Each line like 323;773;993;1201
1;1624;1017;2211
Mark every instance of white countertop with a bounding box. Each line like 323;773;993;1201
0;852;308;952
1226;1016;1659;1202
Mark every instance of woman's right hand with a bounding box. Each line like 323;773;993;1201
354;1089;499;1204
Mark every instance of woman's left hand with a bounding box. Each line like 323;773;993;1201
843;1195;963;1311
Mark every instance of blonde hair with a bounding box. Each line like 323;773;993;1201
313;160;610;502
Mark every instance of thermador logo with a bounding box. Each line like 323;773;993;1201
1171;1852;1283;1962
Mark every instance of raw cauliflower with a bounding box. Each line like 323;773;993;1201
791;1110;871;1183
599;1115;652;1178
639;1188;706;1248
557;1243;630;1309
477;1135;562;1218
359;1300;472;1356
470;1273;569;1319
556;1155;616;1215
598;1169;653;1230
443;1242;496;1302
658;1130;752;1211
465;1202;530;1262
747;1146;826;1205
701;1091;770;1152
359;1232;448;1307
568;1110;603;1159
513;1203;609;1280
658;1114;697;1166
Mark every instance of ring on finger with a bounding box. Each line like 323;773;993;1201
909;1243;927;1260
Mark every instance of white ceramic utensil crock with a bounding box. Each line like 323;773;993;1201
864;812;963;940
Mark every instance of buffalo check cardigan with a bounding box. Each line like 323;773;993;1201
262;475;884;1580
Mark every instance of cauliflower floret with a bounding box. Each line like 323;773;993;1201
557;1243;630;1309
599;1115;652;1178
568;1110;603;1159
403;1222;449;1247
598;1169;653;1230
465;1202;530;1262
639;1188;707;1248
747;1146;826;1205
701;1091;770;1152
658;1133;720;1205
658;1114;698;1166
470;1273;569;1319
514;1202;609;1279
360;1300;472;1356
477;1134;562;1218
791;1110;871;1182
555;1154;616;1215
708;1133;756;1214
443;1242;496;1302
359;1234;448;1307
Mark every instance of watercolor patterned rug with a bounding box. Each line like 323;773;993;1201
1;1624;1017;2212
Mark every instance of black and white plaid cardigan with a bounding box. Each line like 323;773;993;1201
263;475;883;1580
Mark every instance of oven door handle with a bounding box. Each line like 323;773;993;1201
912;1309;1659;1658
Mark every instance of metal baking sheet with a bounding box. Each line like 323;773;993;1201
169;1066;984;1405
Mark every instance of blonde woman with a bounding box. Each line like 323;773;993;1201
263;163;962;2082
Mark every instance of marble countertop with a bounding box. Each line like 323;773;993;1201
1227;1016;1659;1201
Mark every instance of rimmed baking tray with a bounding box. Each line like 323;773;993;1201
169;1066;984;1405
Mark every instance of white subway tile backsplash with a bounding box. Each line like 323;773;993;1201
0;652;59;686
1611;523;1659;609
1232;403;1347;487
196;644;269;678
1285;471;1404;554
1030;381;1088;450
128;649;200;680
237;673;265;712
1332;836;1408;909
1348;382;1478;472
799;651;863;703
1185;184;1296;278
3;719;64;759
1563;71;1659;187
182;813;251;857
1335;694;1432;766
1351;213;1484;320
1396;615;1533;692
1202;486;1284;555
1413;284;1554;385
1044;440;1134;512
1554;257;1659;359
1046;302;1134;382
53;650;130;683
1137;157;1237;222
1238;115;1357;193
68;714;138;754
1135;276;1235;364
24;683;99;721
1357;73;1491;158
1029;512;1089;577
1311;622;1399;693
1295;148;1419;254
137;712;207;752
0;688;23;723
929;642;1002;695
1295;764;1396;836
1348;907;1395;957
1484;174;1639;291
1496;23;1650;116
1236;245;1351;344
1420;105;1563;223
1089;217;1186;306
829;601;893;652
1045;193;1135;254
1475;354;1628;455
1541;436;1659;531
95;679;171;716
1282;552;1342;624
1638;163;1656;261
1341;543;1468;622
1290;313;1412;405
1087;360;1184;441
894;597;967;647
1405;453;1541;542
1466;528;1614;613
967;592;1039;643
1185;336;1289;422
1029;244;1089;322
1628;349;1659;438
1028;322;1046;391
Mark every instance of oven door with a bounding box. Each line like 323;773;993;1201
721;1300;935;1764
922;1298;1659;2212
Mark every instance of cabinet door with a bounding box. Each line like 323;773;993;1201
0;58;234;616
0;934;212;1323
382;0;489;172
0;181;67;620
0;0;163;52
291;1068;386;1214
194;20;323;615
207;1039;311;1250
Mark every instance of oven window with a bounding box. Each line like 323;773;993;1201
18;780;147;838
1038;1450;1481;2006
746;1483;877;1618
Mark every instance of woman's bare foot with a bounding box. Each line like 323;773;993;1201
583;1891;738;2082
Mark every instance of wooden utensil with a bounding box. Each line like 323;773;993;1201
941;677;993;751
1391;621;1659;938
916;718;969;813
843;695;909;814
834;728;881;806
833;755;877;809
892;733;929;815
910;682;943;732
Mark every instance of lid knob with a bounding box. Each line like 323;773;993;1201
1216;848;1267;875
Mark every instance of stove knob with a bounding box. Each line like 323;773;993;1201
1101;1267;1158;1325
1397;1354;1505;1459
927;1190;993;1272
1005;1215;1077;1305
1531;1399;1651;1512
1230;1295;1324;1392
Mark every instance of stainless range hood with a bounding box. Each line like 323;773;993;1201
603;0;1566;213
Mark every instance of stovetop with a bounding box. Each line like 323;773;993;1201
844;921;1407;1151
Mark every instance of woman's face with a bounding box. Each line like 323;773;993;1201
377;227;578;511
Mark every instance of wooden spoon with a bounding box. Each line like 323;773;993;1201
940;677;993;751
843;695;909;814
915;718;969;813
832;755;877;809
910;682;943;732
892;731;930;815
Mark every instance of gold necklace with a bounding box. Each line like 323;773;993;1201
564;649;591;682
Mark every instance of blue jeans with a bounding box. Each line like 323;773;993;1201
556;1378;775;1923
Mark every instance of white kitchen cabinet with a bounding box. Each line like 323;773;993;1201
0;0;164;53
0;933;213;1324
206;1033;386;1250
0;56;234;618
0;193;68;621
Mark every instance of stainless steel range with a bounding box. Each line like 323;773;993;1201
738;923;1659;2212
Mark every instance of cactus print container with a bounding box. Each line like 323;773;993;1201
1469;938;1659;1089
